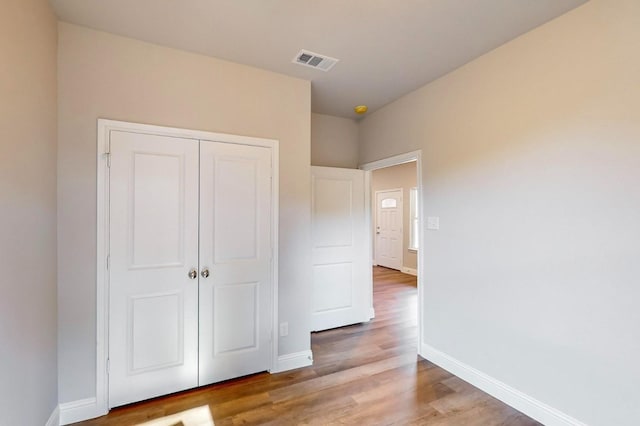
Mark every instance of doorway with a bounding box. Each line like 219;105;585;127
361;151;424;355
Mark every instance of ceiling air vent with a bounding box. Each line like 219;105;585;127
293;49;339;72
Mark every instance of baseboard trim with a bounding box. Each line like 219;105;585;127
45;405;60;426
59;397;102;425
401;267;417;276
421;343;586;426
272;350;313;373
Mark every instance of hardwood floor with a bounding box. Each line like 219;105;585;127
75;267;540;425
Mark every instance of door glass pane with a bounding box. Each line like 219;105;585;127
381;198;397;208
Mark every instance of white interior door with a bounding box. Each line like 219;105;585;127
109;131;199;407
311;166;371;331
108;129;274;407
375;189;403;270
198;141;272;384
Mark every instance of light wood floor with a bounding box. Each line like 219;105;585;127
75;266;540;425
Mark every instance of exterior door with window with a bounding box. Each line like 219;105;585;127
375;189;403;270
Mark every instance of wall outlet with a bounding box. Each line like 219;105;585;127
279;322;289;337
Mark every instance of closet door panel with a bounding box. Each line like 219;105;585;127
199;141;272;384
109;131;199;408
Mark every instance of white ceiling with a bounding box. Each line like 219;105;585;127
50;0;588;119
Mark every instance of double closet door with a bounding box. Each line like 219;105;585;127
108;130;273;408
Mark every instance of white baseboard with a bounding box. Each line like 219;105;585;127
45;405;59;426
59;397;102;425
401;267;417;276
420;343;586;426
272;350;313;373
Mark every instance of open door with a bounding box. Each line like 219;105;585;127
311;166;371;331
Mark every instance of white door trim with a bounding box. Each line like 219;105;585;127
360;150;425;360
96;119;280;418
374;188;404;270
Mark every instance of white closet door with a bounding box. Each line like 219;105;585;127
311;166;370;331
109;131;199;407
198;141;272;385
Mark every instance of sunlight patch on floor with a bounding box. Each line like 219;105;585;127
135;405;214;426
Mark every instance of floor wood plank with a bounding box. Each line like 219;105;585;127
74;266;540;425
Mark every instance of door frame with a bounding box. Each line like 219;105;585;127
360;150;425;358
95;119;280;415
373;188;404;270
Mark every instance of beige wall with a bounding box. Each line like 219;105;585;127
57;23;311;403
311;113;359;168
0;0;58;424
371;162;417;271
358;1;640;424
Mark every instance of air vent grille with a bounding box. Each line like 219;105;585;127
293;49;339;72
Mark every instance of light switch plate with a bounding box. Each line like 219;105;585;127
427;216;440;230
279;322;289;337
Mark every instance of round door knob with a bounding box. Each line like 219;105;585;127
201;268;210;278
188;268;197;280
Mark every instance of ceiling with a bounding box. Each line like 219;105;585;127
50;0;588;119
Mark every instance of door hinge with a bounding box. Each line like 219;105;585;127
105;152;111;168
106;254;110;270
106;358;110;375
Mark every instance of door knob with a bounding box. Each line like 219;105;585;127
201;268;210;279
188;268;198;280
